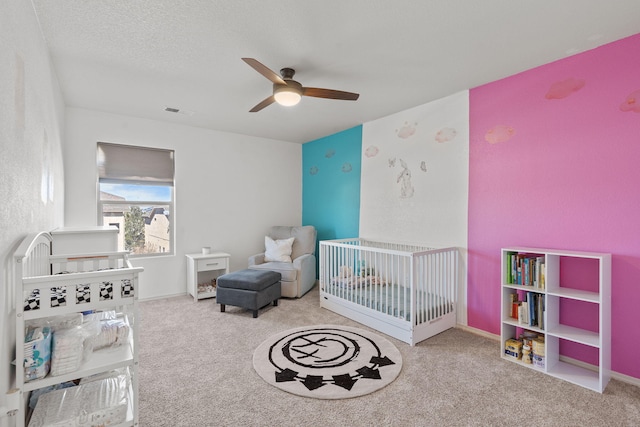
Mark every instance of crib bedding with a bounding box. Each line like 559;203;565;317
330;275;385;288
329;283;453;322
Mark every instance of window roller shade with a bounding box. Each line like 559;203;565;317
97;142;174;185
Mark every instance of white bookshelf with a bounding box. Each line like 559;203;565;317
500;247;611;393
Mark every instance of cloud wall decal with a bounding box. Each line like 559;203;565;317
545;78;585;99
485;125;516;144
620;90;640;113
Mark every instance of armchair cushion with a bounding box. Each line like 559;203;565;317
248;261;298;282
264;236;294;263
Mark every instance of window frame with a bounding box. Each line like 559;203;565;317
96;142;175;258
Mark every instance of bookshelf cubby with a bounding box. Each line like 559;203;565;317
500;247;611;393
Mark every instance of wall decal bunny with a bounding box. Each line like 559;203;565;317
397;158;414;198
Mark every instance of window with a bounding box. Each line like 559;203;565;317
97;142;175;257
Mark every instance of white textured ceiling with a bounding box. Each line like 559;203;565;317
31;0;640;143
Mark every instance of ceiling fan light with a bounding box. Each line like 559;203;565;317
274;86;302;106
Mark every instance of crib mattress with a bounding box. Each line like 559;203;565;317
328;283;453;322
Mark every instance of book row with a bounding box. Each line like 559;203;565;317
509;291;545;329
505;252;546;288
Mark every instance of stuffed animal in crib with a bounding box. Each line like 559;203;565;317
338;266;353;278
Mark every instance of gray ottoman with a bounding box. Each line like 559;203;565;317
216;269;281;318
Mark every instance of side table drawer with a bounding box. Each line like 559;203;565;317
197;258;228;272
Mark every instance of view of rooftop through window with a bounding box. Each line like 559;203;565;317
99;183;173;256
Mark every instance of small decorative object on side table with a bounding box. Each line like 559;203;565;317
186;252;230;301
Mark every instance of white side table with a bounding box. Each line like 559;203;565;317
186;252;230;301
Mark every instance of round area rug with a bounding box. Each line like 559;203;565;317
253;324;402;399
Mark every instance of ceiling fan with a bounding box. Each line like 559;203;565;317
242;58;359;112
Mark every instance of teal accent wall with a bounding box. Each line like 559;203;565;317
302;126;362;254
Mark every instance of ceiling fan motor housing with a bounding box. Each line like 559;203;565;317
280;67;296;80
274;79;302;94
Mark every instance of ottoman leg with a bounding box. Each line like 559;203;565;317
220;304;226;313
253;310;258;318
273;299;278;307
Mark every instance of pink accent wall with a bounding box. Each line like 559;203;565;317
468;33;640;379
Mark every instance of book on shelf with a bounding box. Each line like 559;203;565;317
510;293;518;318
516;253;525;285
534;256;545;289
504;252;517;285
518;295;528;324
537;295;544;330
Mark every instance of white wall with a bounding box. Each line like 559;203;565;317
360;91;469;324
64;108;301;299
0;0;65;422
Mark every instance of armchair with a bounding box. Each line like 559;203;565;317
248;226;317;298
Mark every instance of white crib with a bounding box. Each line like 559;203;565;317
319;239;458;346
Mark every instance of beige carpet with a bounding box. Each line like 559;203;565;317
138;285;640;426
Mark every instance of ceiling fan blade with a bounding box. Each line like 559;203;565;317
302;87;359;101
242;58;286;85
249;95;276;112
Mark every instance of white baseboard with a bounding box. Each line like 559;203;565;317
455;323;640;389
610;370;640;388
138;292;188;302
455;323;500;341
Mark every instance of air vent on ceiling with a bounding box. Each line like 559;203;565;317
163;106;195;116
